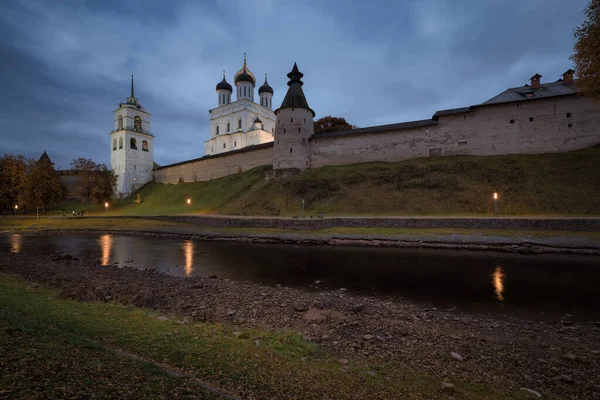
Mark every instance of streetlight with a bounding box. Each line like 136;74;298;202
186;198;191;206
493;192;498;216
104;202;109;214
14;205;18;216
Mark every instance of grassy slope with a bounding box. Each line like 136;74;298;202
48;146;600;217
0;274;542;399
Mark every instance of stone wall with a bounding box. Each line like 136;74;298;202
309;95;600;168
103;215;600;232
153;143;273;184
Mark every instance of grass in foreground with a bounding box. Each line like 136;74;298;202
0;274;544;399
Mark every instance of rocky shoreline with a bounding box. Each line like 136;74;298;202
8;227;600;255
1;251;600;399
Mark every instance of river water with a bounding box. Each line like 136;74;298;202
3;232;600;317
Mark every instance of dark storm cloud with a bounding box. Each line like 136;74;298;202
0;0;589;168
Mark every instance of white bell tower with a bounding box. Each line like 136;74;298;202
110;75;155;197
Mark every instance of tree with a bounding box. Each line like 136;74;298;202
71;158;117;212
25;158;66;214
313;116;356;134
571;0;600;100
0;154;30;214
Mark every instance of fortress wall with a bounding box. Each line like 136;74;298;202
153;144;273;184
309;96;600;168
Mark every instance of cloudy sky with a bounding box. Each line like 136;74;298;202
0;0;588;169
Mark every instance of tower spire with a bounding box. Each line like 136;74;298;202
130;74;135;98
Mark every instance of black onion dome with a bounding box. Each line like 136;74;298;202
216;76;232;92
258;75;273;94
234;57;256;85
253;115;262;123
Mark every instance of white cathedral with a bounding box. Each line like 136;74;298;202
110;56;275;196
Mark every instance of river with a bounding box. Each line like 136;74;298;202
3;232;600;317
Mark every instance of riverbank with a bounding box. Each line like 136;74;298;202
1;251;599;399
2;216;600;255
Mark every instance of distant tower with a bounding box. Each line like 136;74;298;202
216;71;232;106
234;53;256;101
273;63;315;173
258;74;274;109
110;75;154;196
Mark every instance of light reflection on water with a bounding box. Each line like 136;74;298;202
492;265;505;301
183;240;194;277
10;233;22;253
100;234;112;266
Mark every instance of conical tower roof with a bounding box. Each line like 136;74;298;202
38;151;54;165
277;63;314;116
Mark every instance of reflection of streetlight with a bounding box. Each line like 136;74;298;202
186;198;191;206
492;265;505;301
493;192;498;216
14;205;18;216
104;202;109;214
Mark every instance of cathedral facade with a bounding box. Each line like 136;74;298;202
204;55;275;156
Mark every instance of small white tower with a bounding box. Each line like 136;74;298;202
273;63;315;174
234;53;256;101
258;74;274;109
110;75;154;197
216;71;232;106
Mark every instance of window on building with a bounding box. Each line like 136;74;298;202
223;143;226;148
119;137;123;149
117;116;123;130
234;141;237;147
568;123;573;128
134;116;142;132
283;128;286;134
142;140;149;152
130;138;137;150
291;118;293;122
243;87;246;97
510;119;515;124
298;128;300;133
113;138;117;150
566;112;572;118
227;122;230;132
290;147;292;153
216;126;219;135
529;117;534;122
238;119;242;129
261;124;264;130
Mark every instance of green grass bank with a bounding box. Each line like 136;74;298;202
0;274;547;399
46;146;600;217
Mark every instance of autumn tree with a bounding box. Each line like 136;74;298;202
313;116;356;134
571;0;600;100
71;158;117;212
25;158;66;214
0;154;30;214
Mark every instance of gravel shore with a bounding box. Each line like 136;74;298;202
2;250;600;399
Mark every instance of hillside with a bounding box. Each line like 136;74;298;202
114;146;600;216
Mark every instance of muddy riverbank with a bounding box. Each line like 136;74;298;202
1;251;600;399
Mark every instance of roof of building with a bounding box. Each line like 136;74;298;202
311;119;438;140
432;107;474;120
258;74;273;94
216;74;233;92
253;115;262;124
481;79;579;106
277;63;315;116
38;151;54;164
234;55;256;86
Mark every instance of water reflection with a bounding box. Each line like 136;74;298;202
10;234;22;253
492;265;505;301
183;240;194;276
99;234;112;266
